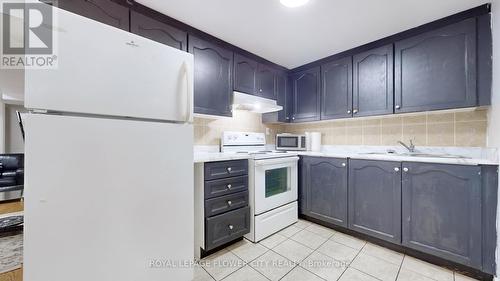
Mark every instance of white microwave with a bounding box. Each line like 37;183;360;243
275;134;306;151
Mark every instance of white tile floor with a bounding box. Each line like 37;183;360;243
194;220;479;281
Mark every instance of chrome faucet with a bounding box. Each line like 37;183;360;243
398;139;416;153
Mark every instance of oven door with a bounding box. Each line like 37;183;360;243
254;156;299;215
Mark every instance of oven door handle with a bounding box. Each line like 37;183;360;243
254;156;299;166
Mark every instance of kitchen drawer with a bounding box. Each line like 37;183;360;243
205;191;248;217
204;176;248;199
204;160;248;180
205;206;250;251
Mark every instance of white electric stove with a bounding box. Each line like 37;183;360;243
221;132;299;242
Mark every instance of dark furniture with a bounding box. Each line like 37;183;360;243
57;0;130;31
300;156;348;227
130;10;187;51
348;159;401;244
189;36;234;117
352;44;394;117
299;156;498;276
290;67;321;122
203;160;250;251
56;1;492;120
401;162;482;269
394;19;477;113
321;57;353;120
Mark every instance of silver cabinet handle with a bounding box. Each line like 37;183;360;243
292;116;295;120
347;110;351;114
353;109;358;114
403;167;409;172
286;117;290;120
227;184;232;189
227;200;232;206
342;163;346;167
394;167;400;172
227;167;232;172
395;105;401;110
228;224;234;230
259;89;263;92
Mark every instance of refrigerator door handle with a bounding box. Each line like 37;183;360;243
182;61;193;123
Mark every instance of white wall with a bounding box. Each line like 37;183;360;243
491;1;500;279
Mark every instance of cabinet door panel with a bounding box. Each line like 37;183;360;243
353;45;394;117
234;54;257;95
395;19;477;113
303;157;348;227
321;57;353;120
348;159;401;243
130;11;187;51
58;0;129;31
402;162;482;269
257;64;276;100
276;73;289;122
189;36;233;117
291;67;321;122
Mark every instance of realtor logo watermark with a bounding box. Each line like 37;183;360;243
1;0;57;69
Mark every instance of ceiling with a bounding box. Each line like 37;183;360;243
136;0;490;69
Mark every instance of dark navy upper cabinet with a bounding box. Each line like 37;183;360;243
234;54;276;100
402;162;482;269
348;159;402;244
257;64;276;100
353;44;394;117
189;36;233;117
262;72;289;123
321;57;353;120
395;19;477;113
291;67;321;122
234;54;258;95
275;72;290;122
301;157;348;227
130;11;187;51
57;0;130;31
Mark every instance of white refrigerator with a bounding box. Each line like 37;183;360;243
23;6;194;281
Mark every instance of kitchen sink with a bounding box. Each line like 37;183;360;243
359;152;471;159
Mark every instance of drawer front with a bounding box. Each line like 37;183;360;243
204;160;248;180
205;176;248;199
205;206;250;251
205;191;248;217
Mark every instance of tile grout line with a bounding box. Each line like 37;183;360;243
287;230;336;281
394;254;406;281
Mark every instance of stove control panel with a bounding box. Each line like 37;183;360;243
221;132;266;146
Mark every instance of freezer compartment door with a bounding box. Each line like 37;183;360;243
25;5;193;123
23;114;194;281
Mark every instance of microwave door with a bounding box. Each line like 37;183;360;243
278;137;298;148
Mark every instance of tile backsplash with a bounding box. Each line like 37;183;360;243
282;108;489;147
194;108;489;148
194;110;281;146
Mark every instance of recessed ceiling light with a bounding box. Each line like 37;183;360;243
280;0;309;8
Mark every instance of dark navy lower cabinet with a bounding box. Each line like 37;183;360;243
352;44;394;117
301;156;348;227
348;159;402;244
401;162;482;269
290;67;321;122
395;18;477;113
57;0;130;31
130;11;187;51
189;35;234;117
203;160;250;252
321;57;353;120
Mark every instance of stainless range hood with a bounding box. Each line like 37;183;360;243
232;91;283;113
